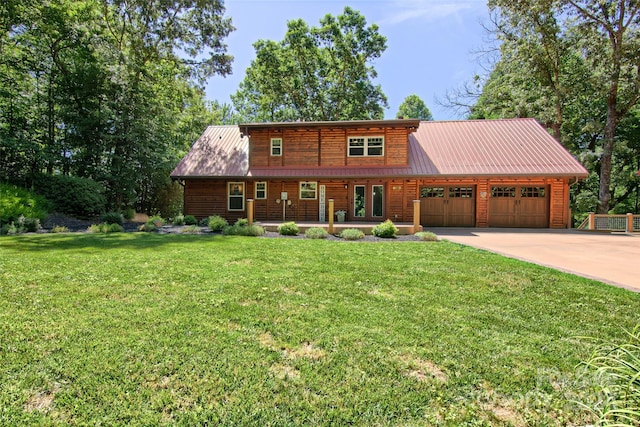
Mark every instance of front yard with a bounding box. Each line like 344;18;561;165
1;233;638;425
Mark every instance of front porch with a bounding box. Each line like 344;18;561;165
256;221;421;235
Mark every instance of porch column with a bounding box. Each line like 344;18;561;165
627;213;634;233
328;199;335;234
412;200;421;233
588;212;595;230
247;199;254;226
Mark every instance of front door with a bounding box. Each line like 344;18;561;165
352;183;384;221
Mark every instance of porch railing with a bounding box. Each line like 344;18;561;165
577;213;640;232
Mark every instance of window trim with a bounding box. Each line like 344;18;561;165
299;181;318;200
228;182;245;211
348;136;385;157
270;138;282;156
255;181;267;200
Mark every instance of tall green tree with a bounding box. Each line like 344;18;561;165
232;7;388;122
396;95;433;121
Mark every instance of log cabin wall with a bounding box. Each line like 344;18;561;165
247;125;411;168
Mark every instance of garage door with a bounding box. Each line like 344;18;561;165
489;186;549;227
420;186;475;227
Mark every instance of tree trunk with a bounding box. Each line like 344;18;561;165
597;104;617;213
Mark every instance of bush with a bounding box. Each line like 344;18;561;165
184;215;198;225
181;225;201;234
0;183;50;225
223;224;265;236
172;214;185;226
1;223;17;235
340;228;365;240
32;174;105;218
147;216;166;227
88;223;123;233
415;231;439;242
235;218;249;227
305;227;329;239
371;219;398;238
138;222;157;232
51;225;69;233
19;216;41;232
208;215;228;232
122;208;135;221
278;221;299;236
101;212;124;225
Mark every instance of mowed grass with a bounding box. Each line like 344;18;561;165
0;234;638;426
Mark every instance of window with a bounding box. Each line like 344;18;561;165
255;182;267;199
299;182;317;200
420;187;445;198
228;182;244;211
491;187;516;197
449;187;474;198
348;136;384;157
271;138;282;156
521;187;545;198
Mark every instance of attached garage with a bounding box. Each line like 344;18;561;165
488;186;549;228
420;186;475;227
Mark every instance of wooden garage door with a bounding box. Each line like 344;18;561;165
489;186;549;227
420;186;475;227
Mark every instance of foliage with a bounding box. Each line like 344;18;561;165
87;223;123;233
581;326;640;426
184;215;198;225
305;227;329;239
415;231;439;242
222;224;265;236
0;183;50;225
277;221;299;236
232;7;387;122
19;216;41;233
235;218;249;227
3;234;637;424
51;225;70;233
100;212;124;226
32;174;105;218
207;215;228;232
172;214;185;226
181;225;201;234
0;0;234;214
147;216;166;227
396;94;433;120
122;209;135;221
372;219;398;238
339;228;365;240
0;223;18;236
138;222;157;233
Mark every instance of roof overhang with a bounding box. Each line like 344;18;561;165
240;119;421;132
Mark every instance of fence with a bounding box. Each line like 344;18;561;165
577;213;640;232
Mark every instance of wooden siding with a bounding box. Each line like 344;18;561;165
248;126;411;168
183;177;572;228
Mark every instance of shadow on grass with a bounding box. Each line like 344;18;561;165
0;232;230;252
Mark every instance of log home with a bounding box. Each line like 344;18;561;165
171;118;588;228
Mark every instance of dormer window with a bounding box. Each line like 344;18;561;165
271;138;282;156
348;136;384;156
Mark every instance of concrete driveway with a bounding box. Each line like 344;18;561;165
432;228;640;292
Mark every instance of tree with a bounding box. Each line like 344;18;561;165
396;95;433;120
232;7;388;122
485;0;640;213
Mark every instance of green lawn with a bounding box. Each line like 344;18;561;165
1;234;638;426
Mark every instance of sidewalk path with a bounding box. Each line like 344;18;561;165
433;228;640;292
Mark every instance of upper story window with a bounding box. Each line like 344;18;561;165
271;138;282;156
348;136;384;157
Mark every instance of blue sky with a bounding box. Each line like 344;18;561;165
205;0;491;121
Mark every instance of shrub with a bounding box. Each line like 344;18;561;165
0;183;50;225
278;221;299;236
235;218;249;227
32;174;105;218
19;216;41;232
101;212;124;225
371;219;398;238
138;222;157;232
181;225;201;234
415;231;439;242
122;208;135;221
1;223;17;235
305;227;329;239
184;215;198;225
223;224;265;236
148;215;166;227
208;215;228;232
340;228;365;240
172;214;185;226
51;225;69;233
88;223;123;233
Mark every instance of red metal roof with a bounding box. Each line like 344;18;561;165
171;118;588;179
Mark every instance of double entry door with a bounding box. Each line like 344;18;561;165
351;183;384;221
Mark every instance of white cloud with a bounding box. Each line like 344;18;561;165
378;0;479;25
